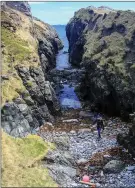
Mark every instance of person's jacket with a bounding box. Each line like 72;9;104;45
97;119;104;130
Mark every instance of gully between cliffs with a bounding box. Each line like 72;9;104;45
39;25;135;188
49;25;82;110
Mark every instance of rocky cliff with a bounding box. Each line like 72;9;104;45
117;113;135;157
66;6;135;119
1;2;63;137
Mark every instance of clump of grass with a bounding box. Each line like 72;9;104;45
2;72;26;105
2;131;57;187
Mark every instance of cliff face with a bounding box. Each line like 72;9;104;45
117;114;135;157
1;2;63;137
66;6;135;119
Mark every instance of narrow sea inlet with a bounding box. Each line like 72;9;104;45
53;25;81;109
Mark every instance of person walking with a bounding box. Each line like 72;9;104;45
96;117;104;139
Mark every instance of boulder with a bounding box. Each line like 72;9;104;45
103;160;125;173
44;150;76;167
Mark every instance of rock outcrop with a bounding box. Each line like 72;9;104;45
66;6;135;119
117;113;135;157
1;1;31;16
1;2;63;137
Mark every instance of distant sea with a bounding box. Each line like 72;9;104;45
53;25;68;52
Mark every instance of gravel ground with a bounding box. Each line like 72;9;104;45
38;114;135;187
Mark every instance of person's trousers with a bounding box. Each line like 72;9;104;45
97;128;101;138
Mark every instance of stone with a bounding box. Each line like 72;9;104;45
24;96;35;106
70;130;76;134
78;128;91;134
44;150;75;167
11;122;17;129
25;115;33;123
45;122;53;127
18;104;29;114
79;111;93;119
125;166;135;172
10;127;20;137
62;119;79;123
1;122;11;134
77;158;88;165
104;154;111;158
96;183;101;187
2;75;9;80
103;160;125;173
19;119;30;131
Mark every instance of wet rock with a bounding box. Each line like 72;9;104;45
103;160;125;173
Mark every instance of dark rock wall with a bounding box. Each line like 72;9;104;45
66;7;135;119
117;114;135;157
1;2;62;137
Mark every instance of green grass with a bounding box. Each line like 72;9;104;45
2;131;57;187
1;27;39;105
1;27;31;63
2;76;26;104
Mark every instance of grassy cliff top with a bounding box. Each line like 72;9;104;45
2;131;57;187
